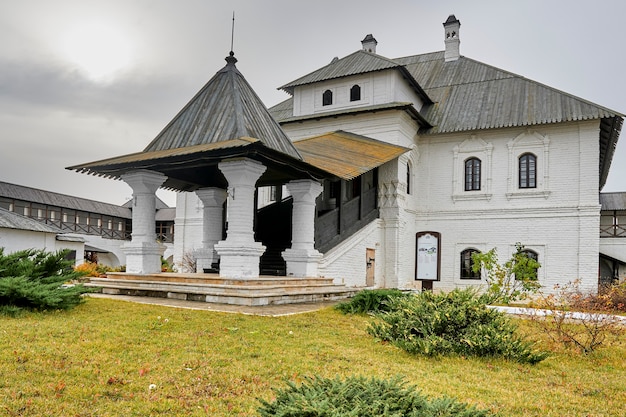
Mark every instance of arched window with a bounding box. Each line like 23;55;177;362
406;162;412;195
350;84;361;102
322;89;333;106
518;248;539;280
460;249;481;279
519;153;537;188
464;157;481;191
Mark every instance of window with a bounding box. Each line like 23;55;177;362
350;84;361;102
518;249;539;280
460;249;481;279
406;162;412;195
519;153;536;188
464;158;481;191
322;89;333;106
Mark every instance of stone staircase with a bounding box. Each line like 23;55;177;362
87;272;358;306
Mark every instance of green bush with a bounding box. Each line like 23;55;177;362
0;248;93;313
368;289;547;364
335;289;411;314
258;375;494;417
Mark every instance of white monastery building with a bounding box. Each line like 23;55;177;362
69;15;625;299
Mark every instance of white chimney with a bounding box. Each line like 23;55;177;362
443;15;461;62
361;34;377;54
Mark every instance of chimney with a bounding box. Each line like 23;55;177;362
443;14;461;62
361;34;377;54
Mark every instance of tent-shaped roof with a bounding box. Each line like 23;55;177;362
144;52;301;160
68;53;320;192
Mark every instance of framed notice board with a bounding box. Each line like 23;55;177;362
415;231;441;281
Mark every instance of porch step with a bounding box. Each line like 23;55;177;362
87;273;358;306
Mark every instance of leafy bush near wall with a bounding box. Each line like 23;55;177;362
335;289;412;314
0;248;93;314
258;375;494;417
369;288;547;364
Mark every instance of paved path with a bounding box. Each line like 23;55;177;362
89;293;340;316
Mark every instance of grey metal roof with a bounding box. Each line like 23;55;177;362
600;192;626;211
0;181;132;219
0;207;63;233
396;52;623;134
277;102;431;127
271;49;623;189
279;50;432;103
143;52;302;160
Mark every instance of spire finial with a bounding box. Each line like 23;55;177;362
230;11;235;54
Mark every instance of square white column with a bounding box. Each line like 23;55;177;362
214;158;266;278
282;179;323;277
194;187;227;273
121;170;167;274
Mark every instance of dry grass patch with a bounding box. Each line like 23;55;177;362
0;297;624;416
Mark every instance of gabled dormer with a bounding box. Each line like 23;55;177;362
278;36;432;119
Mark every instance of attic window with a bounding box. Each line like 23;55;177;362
350;85;361;102
322;89;333;106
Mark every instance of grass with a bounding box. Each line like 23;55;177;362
0;297;625;416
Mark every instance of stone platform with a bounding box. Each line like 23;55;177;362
87;272;359;306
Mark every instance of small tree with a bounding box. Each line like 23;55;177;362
472;243;541;304
0;248;93;314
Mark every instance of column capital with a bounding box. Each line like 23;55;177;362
286;179;323;201
218;158;267;183
195;187;227;207
121;170;167;194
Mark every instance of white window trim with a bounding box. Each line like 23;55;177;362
452;135;493;201
506;130;551;199
454;242;487;284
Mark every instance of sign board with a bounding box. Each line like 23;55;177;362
415;231;440;281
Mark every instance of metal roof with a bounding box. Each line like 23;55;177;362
0;181;132;219
293;130;410;180
271;49;623;189
143;52;302;160
600;192;626;211
0;207;63;233
279;50;432;104
277;102;431;128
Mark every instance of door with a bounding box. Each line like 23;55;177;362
366;248;375;286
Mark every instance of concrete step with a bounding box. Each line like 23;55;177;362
87;274;358;306
104;272;335;287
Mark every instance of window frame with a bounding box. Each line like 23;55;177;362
322;89;333;106
350;84;361;102
460;248;481;280
464;157;481;191
518;153;537;189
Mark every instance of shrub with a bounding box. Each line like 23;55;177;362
472;243;541;304
335;289;411;314
0;248;94;313
529;280;625;354
258;375;494;417
369;288;547;364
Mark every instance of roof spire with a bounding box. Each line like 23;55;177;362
225;12;238;65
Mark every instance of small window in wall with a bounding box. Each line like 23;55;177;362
519;153;537;188
322;89;333;106
518;249;539;280
460;248;481;279
406;162;412;195
464;158;481;191
350;84;361;102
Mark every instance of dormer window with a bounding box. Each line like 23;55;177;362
322;89;333;106
350;85;361;102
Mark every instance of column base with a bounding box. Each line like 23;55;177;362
214;240;266;278
282;248;322;277
194;248;218;273
122;242;166;274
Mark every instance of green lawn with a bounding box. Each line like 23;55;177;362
1;297;624;416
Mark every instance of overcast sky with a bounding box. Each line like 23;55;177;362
1;0;625;207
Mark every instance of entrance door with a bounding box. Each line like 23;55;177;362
366;248;375;286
